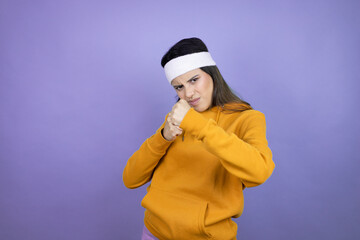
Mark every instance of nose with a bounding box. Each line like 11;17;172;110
185;85;194;99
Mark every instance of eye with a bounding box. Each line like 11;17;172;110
190;78;198;83
174;85;183;91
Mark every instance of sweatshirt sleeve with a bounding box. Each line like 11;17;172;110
123;115;174;189
180;108;275;188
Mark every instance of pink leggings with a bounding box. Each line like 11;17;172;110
141;225;158;240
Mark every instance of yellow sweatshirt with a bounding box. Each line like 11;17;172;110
123;105;275;240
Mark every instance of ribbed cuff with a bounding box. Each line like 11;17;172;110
146;128;174;154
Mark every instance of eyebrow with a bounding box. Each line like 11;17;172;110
172;74;199;88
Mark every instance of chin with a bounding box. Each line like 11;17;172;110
194;105;206;112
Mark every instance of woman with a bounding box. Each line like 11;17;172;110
123;37;275;240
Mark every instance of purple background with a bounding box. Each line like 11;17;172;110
1;0;359;239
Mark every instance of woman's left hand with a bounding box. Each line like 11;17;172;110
169;99;191;126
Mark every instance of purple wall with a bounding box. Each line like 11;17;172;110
1;0;359;239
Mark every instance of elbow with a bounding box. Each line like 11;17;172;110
244;160;275;188
122;168;138;189
123;176;137;189
122;173;142;189
259;161;275;185
122;170;149;189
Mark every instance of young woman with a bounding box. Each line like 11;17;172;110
123;37;275;240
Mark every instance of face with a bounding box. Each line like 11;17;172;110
171;68;214;112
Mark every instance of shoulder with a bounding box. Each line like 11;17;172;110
239;109;265;119
221;108;265;121
219;109;267;134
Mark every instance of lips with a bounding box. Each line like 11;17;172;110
188;98;200;106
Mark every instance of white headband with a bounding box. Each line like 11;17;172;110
164;52;216;83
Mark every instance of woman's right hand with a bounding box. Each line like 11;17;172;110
162;114;183;141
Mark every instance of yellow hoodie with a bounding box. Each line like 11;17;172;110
123;105;275;240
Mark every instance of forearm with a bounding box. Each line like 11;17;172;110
123;126;173;189
180;108;275;187
200;121;274;187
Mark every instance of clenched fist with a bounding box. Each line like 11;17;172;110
169;99;191;126
162;99;191;141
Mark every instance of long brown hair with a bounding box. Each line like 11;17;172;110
200;66;252;112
